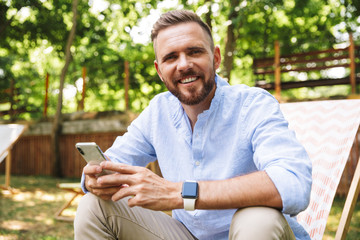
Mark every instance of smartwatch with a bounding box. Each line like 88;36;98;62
181;180;199;211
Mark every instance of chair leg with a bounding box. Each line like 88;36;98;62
54;192;80;221
335;156;360;240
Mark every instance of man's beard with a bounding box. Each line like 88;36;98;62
164;69;216;106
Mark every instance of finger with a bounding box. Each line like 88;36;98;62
84;164;102;175
92;186;121;198
111;185;135;202
100;161;140;174
97;173;132;186
86;175;103;190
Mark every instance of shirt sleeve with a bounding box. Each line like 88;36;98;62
244;90;312;215
80;102;158;194
105;104;157;166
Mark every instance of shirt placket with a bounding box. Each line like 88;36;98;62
192;118;205;179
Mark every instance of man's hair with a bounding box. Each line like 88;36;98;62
151;10;214;50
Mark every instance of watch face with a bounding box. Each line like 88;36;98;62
182;181;198;198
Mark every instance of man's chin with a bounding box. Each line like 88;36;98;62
178;93;207;106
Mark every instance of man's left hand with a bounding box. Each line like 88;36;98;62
98;161;183;211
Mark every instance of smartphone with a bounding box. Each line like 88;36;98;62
75;142;113;176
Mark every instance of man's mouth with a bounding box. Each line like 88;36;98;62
180;76;198;84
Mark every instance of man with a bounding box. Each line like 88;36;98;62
74;10;312;240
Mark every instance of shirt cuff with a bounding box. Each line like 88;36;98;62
265;166;310;215
80;172;89;194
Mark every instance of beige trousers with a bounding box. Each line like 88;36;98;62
74;193;295;240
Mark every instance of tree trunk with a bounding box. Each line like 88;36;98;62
223;0;241;84
51;0;78;177
204;0;212;30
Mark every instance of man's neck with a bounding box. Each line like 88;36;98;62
181;86;216;131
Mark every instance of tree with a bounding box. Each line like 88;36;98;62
0;0;359;122
223;0;241;83
51;0;78;177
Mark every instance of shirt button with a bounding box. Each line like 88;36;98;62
195;161;200;166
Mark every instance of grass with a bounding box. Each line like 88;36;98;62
0;175;359;239
324;195;360;239
0;175;80;240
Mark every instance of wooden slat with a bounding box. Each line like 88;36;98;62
256;76;360;90
254;63;350;75
254;53;350;69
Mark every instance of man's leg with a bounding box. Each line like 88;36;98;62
229;207;295;240
74;193;196;240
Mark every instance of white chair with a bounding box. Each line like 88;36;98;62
280;99;360;240
0;124;27;191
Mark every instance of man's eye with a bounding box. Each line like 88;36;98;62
164;55;176;62
189;49;202;55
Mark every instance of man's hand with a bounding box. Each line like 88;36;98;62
98;161;183;211
83;164;122;200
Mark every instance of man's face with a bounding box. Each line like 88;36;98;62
154;22;221;106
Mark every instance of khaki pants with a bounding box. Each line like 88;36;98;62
74;193;295;240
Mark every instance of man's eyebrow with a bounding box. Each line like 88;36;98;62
161;46;207;62
187;46;206;51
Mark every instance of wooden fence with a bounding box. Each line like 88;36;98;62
253;33;360;100
0;131;125;178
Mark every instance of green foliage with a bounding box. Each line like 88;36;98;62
0;0;359;120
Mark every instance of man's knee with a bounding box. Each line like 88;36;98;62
229;207;295;240
74;193;100;233
74;193;119;239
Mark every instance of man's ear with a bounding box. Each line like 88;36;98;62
154;60;164;82
214;46;221;70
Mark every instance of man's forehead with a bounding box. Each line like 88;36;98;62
154;22;211;56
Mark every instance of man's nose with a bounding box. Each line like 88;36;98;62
177;53;193;71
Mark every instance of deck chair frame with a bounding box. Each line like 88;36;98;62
280;99;360;240
335;152;360;239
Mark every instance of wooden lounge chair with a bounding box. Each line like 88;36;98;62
280;99;360;240
55;182;84;221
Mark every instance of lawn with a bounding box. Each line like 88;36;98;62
0;175;359;239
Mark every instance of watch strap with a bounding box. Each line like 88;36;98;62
183;198;196;211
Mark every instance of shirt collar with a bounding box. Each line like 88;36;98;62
169;74;229;136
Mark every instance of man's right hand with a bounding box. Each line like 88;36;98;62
83;164;122;200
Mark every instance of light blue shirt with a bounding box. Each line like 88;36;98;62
82;75;312;240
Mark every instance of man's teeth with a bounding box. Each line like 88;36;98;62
181;77;197;83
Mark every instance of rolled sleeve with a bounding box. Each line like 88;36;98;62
266;164;312;215
247;90;312;215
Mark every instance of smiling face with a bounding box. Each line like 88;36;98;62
154;22;221;106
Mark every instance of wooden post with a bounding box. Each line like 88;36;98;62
43;73;49;117
124;61;129;111
9;79;15;120
4;150;12;189
274;41;281;100
79;66;86;111
349;33;356;95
